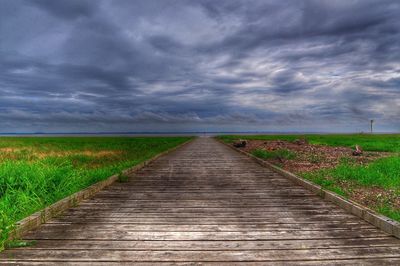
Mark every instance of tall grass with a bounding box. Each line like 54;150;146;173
0;137;191;249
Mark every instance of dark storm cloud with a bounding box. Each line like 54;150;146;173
0;0;399;132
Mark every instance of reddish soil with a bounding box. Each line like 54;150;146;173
349;186;400;210
240;139;389;173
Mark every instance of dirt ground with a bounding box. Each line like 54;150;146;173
237;139;398;210
350;186;400;210
240;139;389;173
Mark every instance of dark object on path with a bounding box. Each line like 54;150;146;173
293;138;308;145
352;145;363;156
233;139;247;148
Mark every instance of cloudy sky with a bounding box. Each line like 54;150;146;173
1;0;399;133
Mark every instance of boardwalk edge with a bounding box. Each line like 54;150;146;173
10;138;194;240
216;138;400;239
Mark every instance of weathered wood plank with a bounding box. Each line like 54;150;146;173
13;237;400;250
46;217;368;224
2;247;400;262
24;229;387;241
35;223;376;232
64;206;354;212
62;209;347;216
2;260;400;265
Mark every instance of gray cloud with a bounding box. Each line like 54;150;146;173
28;0;96;20
0;0;399;133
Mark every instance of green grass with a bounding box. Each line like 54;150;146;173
5;240;36;249
252;149;296;160
0;136;191;250
217;134;400;152
302;156;400;221
117;173;130;183
217;134;400;221
378;206;400;222
302;156;400;191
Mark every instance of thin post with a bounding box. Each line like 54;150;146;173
370;119;374;133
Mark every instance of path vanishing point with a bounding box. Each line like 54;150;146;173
1;137;400;265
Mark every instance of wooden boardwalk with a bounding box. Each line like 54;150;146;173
2;137;400;265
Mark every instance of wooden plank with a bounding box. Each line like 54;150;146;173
62;209;347;216
13;237;400;250
65;206;352;212
24;229;386;241
2;247;400;262
93;192;316;197
76;202;336;208
83;197;326;203
46;217;367;224
35;223;375;232
2;259;400;265
80;197;328;204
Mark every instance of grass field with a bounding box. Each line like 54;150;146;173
218;134;400;221
0;136;191;249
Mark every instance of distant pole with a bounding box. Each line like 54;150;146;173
370;119;374;133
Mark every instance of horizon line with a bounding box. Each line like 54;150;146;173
0;131;398;135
